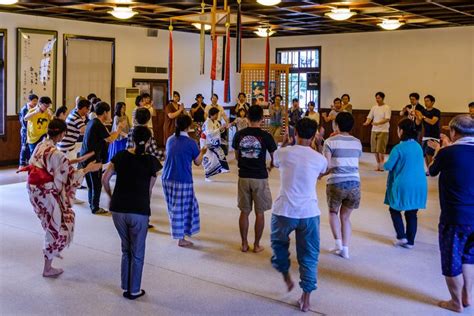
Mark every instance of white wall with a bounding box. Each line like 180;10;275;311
242;26;474;113
0;12;237;115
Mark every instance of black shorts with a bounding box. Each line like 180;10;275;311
439;223;474;277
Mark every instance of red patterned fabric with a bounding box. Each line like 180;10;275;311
26;139;85;260
211;36;217;80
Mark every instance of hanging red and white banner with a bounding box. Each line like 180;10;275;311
210;35;217;80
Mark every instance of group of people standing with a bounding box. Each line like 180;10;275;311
17;89;474;313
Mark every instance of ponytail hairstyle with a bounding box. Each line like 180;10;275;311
398;118;418;141
175;114;192;137
47;118;67;139
132;126;151;155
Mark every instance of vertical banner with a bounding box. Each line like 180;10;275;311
168;23;173;99
216;36;224;81
200;25;205;75
224;25;231;103
236;1;242;73
264;34;270;102
210;35;217;80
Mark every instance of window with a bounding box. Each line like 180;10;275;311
0;30;6;137
276;47;321;111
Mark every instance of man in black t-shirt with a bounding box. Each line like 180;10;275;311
232;105;277;253
190;94;206;123
415;94;441;171
400;92;424;141
79;101;122;214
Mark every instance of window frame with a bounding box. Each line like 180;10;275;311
275;46;321;110
0;29;6;138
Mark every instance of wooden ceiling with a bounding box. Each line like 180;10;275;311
1;1;473;37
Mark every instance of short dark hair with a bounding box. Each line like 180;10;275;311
273;94;282;101
39;96;52;105
212;93;219;100
424;94;436;103
135;95;143;106
114;102;126;117
55;106;67;118
175;115;193;137
141;93;151;99
341;93;350;101
87;93;97;100
208;107;220;117
238;92;246;98
334;98;341;103
308;101;315;107
247;105;264;122
77;99;91;110
469;102;474;108
398;118;418;141
296;117;318;140
28;94;38;101
173;91;180;99
47;118;67;138
135;107;151;125
335;112;354;132
292;98;299;103
375;92;385;99
409;92;420;100
94;101;111;116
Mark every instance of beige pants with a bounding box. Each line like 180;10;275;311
268;125;282;143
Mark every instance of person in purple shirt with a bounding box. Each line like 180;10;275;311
428;114;474;313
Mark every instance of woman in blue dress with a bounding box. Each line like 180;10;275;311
108;102;130;162
384;118;427;248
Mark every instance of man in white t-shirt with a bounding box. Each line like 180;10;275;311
270;118;327;312
363;92;391;171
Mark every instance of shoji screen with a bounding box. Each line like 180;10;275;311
64;37;114;109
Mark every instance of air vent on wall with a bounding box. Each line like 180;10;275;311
147;29;158;37
135;66;167;74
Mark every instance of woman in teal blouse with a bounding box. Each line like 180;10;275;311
384;119;427;248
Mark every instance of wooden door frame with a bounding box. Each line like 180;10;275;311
132;78;168;100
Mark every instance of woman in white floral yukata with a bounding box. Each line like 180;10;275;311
19;118;101;278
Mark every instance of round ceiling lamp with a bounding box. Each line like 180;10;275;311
325;8;356;21
0;0;18;4
378;19;404;30
254;27;275;37
192;23;211;31
256;0;281;6
108;7;137;19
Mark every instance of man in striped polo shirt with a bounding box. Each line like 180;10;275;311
322;112;362;259
57;98;90;158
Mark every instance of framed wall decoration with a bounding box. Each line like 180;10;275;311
16;28;57;113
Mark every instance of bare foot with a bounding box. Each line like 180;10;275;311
462;293;471;307
253;245;265;253
438;300;463;313
56;254;64;259
42;267;64;278
178;239;194;247
240;244;249;252
298;293;311;312
283;273;294;292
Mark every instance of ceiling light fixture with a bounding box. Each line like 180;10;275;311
256;0;281;6
108;7;137;19
254;27;275;37
192;23;211;31
0;0;18;5
378;19;404;30
325;8;355;21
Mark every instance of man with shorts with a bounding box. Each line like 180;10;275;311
271;118;327;312
428;114;474;313
322;112;362;259
232;105;277;253
415;94;441;173
363;92;391;171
